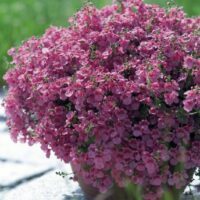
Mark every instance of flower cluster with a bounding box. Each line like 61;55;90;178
4;0;200;199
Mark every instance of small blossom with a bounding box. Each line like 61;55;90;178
183;56;195;69
164;91;179;105
4;0;200;198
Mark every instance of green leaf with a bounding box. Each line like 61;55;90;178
139;103;149;119
55;171;73;178
85;123;94;134
176;107;188;124
78;135;95;153
125;183;142;200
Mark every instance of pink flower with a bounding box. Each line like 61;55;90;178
94;157;105;169
133;129;142;137
4;0;200;197
150;176;162;186
183;56;195;69
164;91;179;105
146;161;157;175
183;88;200;112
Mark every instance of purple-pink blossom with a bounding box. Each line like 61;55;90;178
4;0;200;199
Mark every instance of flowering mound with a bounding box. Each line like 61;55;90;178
4;0;200;199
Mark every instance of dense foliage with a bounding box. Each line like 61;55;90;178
4;0;200;199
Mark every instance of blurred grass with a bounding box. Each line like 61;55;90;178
145;0;200;16
0;0;199;86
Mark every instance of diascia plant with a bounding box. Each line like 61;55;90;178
4;0;200;199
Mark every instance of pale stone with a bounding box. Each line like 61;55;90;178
3;169;83;200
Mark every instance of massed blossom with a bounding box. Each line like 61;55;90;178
4;0;200;199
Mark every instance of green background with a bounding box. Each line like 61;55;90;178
0;0;199;86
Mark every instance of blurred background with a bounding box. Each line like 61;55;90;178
0;0;200;86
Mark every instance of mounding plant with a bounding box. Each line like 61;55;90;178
4;0;200;199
